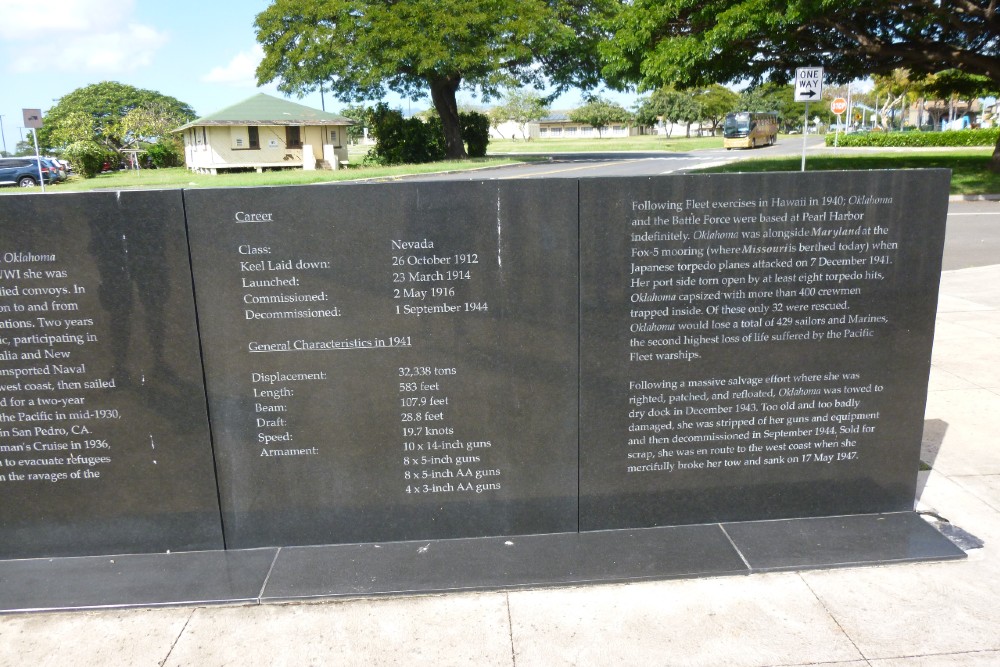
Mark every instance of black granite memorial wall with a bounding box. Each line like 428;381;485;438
0;191;223;559
184;181;579;548
0;170;951;561
579;171;949;529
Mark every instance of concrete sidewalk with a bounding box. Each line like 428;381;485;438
1;266;998;667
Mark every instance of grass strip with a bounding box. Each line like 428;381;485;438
693;150;999;196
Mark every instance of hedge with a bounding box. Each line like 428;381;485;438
825;128;1000;148
62;140;115;178
364;104;446;166
145;141;184;168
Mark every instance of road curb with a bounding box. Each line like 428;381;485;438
949;194;1000;201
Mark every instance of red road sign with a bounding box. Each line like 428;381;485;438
831;98;848;115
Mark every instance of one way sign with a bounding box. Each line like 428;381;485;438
794;67;824;102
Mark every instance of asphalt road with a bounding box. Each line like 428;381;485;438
944;198;1000;271
401;138;998;271
407;134;820;181
408;148;742;180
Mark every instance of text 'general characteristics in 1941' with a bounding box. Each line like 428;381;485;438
185;182;579;547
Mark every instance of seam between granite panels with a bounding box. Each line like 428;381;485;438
717;523;753;572
256;547;282;603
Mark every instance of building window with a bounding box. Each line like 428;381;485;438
248;126;260;149
286;126;302;148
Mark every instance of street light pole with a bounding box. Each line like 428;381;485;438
0;115;6;155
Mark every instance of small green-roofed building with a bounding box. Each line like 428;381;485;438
175;93;353;174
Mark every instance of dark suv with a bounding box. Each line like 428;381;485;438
0;157;59;187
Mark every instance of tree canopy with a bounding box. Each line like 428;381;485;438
634;89;699;137
39;81;195;154
739;84;807;133
568;95;631;137
601;0;1000;164
490;89;550;140
693;84;741;134
255;0;613;159
601;0;1000;90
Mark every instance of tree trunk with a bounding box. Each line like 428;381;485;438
429;75;467;160
990;135;1000;173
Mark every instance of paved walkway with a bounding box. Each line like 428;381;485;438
1;266;998;667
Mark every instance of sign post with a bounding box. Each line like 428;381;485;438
22;108;44;192
794;67;824;171
831;97;848;148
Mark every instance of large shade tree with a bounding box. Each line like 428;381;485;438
490;88;550;140
39;81;195;154
568;95;632;137
254;0;612;159
693;84;741;136
872;69;917;130
634;88;700;137
601;0;1000;167
740;83;807;133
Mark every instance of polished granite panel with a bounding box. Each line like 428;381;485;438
0;191;223;558
260;525;748;600
0;517;965;612
723;511;966;571
0;548;277;613
579;171;950;530
184;181;579;548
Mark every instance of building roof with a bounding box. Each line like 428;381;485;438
175;93;352;130
540;112;572;123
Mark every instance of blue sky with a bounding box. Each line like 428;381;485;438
0;0;632;153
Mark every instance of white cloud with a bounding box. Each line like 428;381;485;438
0;0;131;39
0;0;167;73
202;46;265;87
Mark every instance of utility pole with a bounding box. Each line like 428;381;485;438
0;115;6;155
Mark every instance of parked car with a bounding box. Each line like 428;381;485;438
0;157;60;187
45;157;69;180
41;158;66;181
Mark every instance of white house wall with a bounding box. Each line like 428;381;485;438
537;123;638;138
183;125;349;172
488;121;539;140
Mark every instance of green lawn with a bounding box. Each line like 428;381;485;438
694;148;1000;196
15;157;530;193
7;145;999;196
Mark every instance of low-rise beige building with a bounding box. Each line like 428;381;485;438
175;93;353;174
537;113;639;139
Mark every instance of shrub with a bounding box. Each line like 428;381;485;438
460;111;491;157
826;128;1000;148
62;140;114;178
365;105;492;164
365;104;446;165
144;140;184;168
